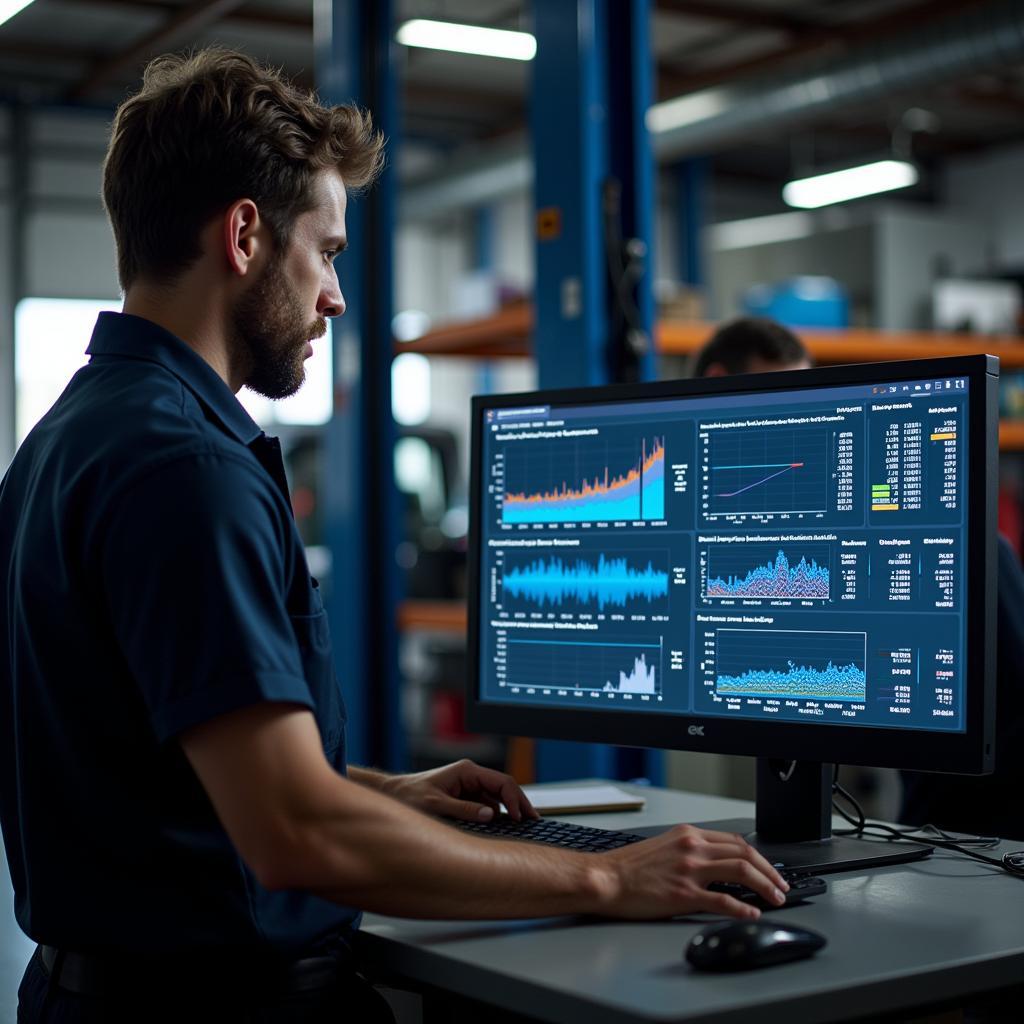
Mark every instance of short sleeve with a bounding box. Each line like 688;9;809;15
98;451;314;741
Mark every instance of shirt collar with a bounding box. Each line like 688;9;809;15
86;311;263;446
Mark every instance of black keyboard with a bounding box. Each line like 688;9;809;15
453;815;647;851
454;816;828;908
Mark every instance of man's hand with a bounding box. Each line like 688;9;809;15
382;759;539;823
595;824;789;920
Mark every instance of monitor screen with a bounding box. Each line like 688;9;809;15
466;356;997;782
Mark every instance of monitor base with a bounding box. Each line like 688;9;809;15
635;818;933;875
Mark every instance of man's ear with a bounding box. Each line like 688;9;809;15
223;198;264;277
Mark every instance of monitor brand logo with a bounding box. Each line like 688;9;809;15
688;725;705;737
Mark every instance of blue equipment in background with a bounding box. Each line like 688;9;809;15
742;276;850;329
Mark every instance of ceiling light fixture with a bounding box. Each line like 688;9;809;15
782;160;918;209
645;89;729;134
395;19;536;61
0;0;35;29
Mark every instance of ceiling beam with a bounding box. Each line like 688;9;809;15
66;0;247;101
0;39;101;63
655;0;824;35
657;0;991;100
957;78;1024;116
60;0;311;32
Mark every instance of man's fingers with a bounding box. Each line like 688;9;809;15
463;764;537;820
707;840;787;892
497;778;537;820
676;827;788;891
695;858;786;907
439;797;498;822
689;888;762;920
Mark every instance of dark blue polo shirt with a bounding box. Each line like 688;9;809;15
0;311;359;955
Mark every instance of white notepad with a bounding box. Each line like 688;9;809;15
520;784;645;815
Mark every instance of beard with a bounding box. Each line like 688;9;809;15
230;252;327;400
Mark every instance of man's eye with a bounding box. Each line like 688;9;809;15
324;250;338;264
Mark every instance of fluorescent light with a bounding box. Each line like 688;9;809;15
709;212;815;251
646;89;729;134
396;19;536;61
0;0;35;28
783;160;918;209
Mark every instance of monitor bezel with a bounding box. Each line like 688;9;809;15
466;354;997;776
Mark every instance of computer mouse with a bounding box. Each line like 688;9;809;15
685;919;827;972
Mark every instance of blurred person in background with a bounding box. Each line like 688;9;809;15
690;316;812;377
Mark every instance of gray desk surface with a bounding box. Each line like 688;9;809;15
358;782;1024;1024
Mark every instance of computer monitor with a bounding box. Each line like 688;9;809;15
466;355;997;873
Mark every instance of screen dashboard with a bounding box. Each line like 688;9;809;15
475;372;969;735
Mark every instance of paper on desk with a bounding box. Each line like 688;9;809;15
518;785;645;815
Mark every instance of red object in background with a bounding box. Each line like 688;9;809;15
998;486;1022;557
291;486;315;521
431;690;473;739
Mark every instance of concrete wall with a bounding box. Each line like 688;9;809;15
0;108;116;469
874;206;990;330
946;142;1024;269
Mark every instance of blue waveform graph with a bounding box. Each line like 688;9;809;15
714;628;866;701
502;553;670;612
705;546;830;601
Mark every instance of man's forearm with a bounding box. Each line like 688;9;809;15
184;707;783;923
274;771;613;920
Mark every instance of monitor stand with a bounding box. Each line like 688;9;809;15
642;759;933;875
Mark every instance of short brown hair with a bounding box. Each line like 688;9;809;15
102;48;384;290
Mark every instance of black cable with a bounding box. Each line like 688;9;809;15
830;765;1024;878
601;177;649;376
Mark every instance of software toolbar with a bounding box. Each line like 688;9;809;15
478;378;968;732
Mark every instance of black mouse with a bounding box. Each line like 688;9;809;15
685;919;827;972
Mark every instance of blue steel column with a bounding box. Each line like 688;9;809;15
531;0;661;783
315;0;404;770
605;0;656;385
677;158;708;289
531;0;608;391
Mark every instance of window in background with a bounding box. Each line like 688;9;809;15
392;352;431;425
15;297;120;447
15;298;335;443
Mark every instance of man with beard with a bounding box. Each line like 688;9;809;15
0;49;788;1023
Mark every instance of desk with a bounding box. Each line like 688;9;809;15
358;783;1024;1023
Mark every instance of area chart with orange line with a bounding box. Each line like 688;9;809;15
502;436;665;524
